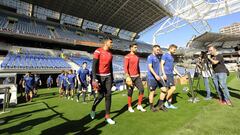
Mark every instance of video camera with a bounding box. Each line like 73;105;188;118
234;44;240;51
200;51;209;60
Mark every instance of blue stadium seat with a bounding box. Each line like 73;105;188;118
1;52;71;70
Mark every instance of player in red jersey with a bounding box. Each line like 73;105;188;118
90;37;115;125
124;43;146;113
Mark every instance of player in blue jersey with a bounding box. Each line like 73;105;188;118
22;72;35;102
67;69;77;100
56;70;64;97
77;62;90;103
61;71;70;98
47;75;53;90
161;44;182;109
147;45;168;112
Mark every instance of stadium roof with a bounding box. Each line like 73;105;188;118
188;32;240;49
21;0;171;33
192;32;240;42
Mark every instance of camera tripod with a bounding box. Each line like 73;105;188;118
188;56;233;106
187;57;214;103
187;64;201;103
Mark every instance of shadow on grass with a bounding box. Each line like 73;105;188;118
195;89;218;99
228;87;240;92
111;98;139;119
1;100;106;135
36;96;56;101
194;87;240;100
40;110;106;135
0;103;58;134
172;92;183;104
229;91;240;99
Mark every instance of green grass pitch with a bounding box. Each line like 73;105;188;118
0;73;240;135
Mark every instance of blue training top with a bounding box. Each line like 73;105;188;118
68;74;76;85
24;76;34;90
77;68;89;83
47;77;53;84
161;52;174;75
62;75;69;86
147;54;161;80
57;73;63;84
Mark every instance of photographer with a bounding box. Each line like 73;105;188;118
196;51;212;100
207;45;231;106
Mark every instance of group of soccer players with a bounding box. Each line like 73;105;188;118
89;37;182;125
21;37;181;125
56;63;96;103
21;73;42;102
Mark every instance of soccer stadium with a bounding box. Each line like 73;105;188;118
0;0;240;134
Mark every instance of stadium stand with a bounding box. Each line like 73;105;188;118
0;15;8;30
0;13;153;53
69;56;92;67
0;52;71;69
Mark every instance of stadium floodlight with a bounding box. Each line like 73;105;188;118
151;0;240;44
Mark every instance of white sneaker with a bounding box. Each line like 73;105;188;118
128;107;135;113
164;102;170;108
168;104;178;109
71;98;73;100
90;111;95;119
76;99;79;102
106;118;115;125
137;105;146;112
68;96;70;100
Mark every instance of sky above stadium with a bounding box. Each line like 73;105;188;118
139;12;240;48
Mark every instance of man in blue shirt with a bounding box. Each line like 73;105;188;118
147;45;167;112
77;62;90;103
61;71;70;98
22;72;34;102
161;44;182;109
57;70;64;97
47;75;53;90
67;69;76;100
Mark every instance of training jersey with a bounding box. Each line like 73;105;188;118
68;74;76;85
93;48;112;76
24;75;34;90
47;77;53;84
77;68;89;83
161;52;174;75
124;53;140;77
62;75;69;86
147;54;161;80
57;73;63;84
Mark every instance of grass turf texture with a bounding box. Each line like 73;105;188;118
0;73;240;135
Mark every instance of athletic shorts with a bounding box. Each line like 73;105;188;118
62;85;68;91
78;82;88;91
166;74;175;87
68;84;75;90
25;86;33;94
147;78;165;91
47;83;52;88
127;76;144;92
